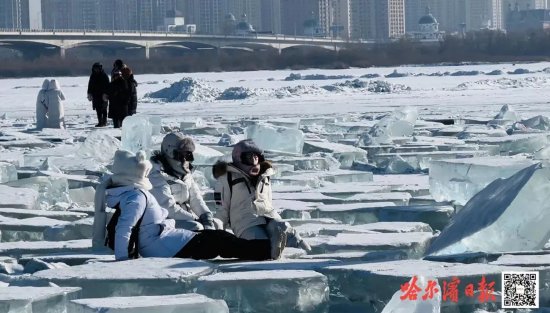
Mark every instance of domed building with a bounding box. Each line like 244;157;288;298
235;14;255;36
407;7;444;41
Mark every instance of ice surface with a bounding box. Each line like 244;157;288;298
29;258;212;298
0;287;81;313
0;185;39;210
121;115;153;154
68;294;229;313
358;107;418;146
76;130;120;163
302;141;368;168
196;270;329;313
192;143;224;165
427;163;550;256
0;162;17;183
68;187;96;206
18;254;114;267
429;156;535;206
246;123;304;154
0;257;24;275
466;133;549;155
493;104;521;122
23;258;70;274
372;150;488;173
310;232;434;258
381;276;440;313
0;239;91;258
218;259;341;273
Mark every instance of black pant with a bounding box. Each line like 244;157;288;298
174;230;270;261
96;107;107;125
112;117;124;128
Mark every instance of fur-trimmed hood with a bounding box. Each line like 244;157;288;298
213;160;274;180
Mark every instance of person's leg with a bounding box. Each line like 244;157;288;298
100;106;108;126
96;109;102;127
174;230;270;261
239;225;269;240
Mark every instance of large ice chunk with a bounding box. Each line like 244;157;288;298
491;104;521;123
68;294;229;313
358;107;418;146
381;276;441;313
427;163;550;256
43;218;93;241
196;270;329;313
121;115;153;154
0;287;81;313
0;185;39;210
246;123;304;154
77;130;120;163
0;217;69;242
29;258;212;298
302;141;368;168
193;143;224;165
6;176;71;210
429;156;535;206
466;133;549;155
0;162;17;183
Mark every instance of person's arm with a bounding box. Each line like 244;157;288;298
59;90;66;101
92;176;112;250
114;192;146;261
187;178;215;229
87;76;93;99
149;169;195;220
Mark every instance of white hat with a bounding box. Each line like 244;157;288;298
110;150;153;190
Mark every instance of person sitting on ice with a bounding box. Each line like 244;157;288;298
35;79;50;129
43;79;66;129
92;149;286;261
148;132;222;231
213;139;312;259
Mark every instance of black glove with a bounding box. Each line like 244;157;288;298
198;212;215;230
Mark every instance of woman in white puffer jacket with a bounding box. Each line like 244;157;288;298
44;79;65;129
92;149;275;261
148;133;222;231
35;79;49;129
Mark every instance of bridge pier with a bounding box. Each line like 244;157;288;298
145;46;150;59
59;47;65;59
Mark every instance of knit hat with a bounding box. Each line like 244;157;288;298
232;139;264;176
161;132;195;159
110;150;153;190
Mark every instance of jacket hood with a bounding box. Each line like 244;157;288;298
105;185;139;207
48;79;61;91
41;79;50;90
225;162;274;180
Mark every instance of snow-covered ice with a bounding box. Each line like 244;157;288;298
0;286;81;313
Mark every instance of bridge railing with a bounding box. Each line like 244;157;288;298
0;28;366;44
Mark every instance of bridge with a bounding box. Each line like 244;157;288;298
0;29;368;59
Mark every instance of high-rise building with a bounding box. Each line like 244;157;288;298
375;0;405;39
190;0;225;34
41;0;70;29
405;0;467;34
260;0;281;33
502;0;546;28
331;0;351;38
465;0;503;30
0;0;36;29
350;0;375;39
280;0;331;36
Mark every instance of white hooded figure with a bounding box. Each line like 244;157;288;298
44;79;65;129
35;79;49;129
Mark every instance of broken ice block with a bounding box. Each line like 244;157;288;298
0;185;39;210
381;276;440;313
68;294;229;313
358;107;418;146
429;156;535;206
77;130;120;163
0;256;24;274
121;115;153;154
0;287;81;313
0;162;17;183
28;258;212;298
0;239;91;258
23;258;70;274
427;163;550;256
6;176;71;209
466;133;549;155
149;116;162;135
43;217;93;241
0;208;86;222
491;104;521;123
196;270;329;313
0;217;69;242
193;143;224;165
302;141;368;168
310;232;434;258
246;123;304;154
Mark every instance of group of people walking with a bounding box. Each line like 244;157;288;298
87;59;138;128
93;134;311;261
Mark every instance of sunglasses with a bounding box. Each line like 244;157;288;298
175;150;194;162
241;152;264;166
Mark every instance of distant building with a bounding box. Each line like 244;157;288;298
280;0;330;36
407;6;444;40
331;0;351;38
163;9;185;32
235;13;255;35
465;0;503;30
374;0;406;40
507;8;550;31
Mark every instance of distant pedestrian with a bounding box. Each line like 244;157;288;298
106;70;130;128
121;67;138;115
111;59;125;82
87;62;110;127
44;79;65;129
35;79;49;129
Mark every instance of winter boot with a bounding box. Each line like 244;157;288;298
266;220;287;260
281;221;312;253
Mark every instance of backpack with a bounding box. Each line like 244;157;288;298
105;190;147;259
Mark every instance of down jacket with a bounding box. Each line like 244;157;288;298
148;161;211;221
215;162;280;237
94;183;195;261
44;80;65;129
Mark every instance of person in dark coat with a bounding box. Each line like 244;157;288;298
111;59;125;82
87;63;110;127
121;67;138;115
106;70;130;128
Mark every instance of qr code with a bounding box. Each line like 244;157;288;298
502;271;539;309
